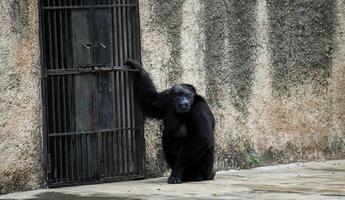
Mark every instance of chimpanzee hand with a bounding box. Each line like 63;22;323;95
124;59;143;72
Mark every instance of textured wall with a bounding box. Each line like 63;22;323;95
0;0;43;194
139;0;345;176
1;0;345;194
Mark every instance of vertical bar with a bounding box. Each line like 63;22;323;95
113;4;119;66
108;130;114;177
64;1;72;68
80;134;85;180
127;1;133;59
125;71;131;173
53;10;59;70
50;78;58;181
123;0;131;174
59;3;65;69
46;11;53;70
54;7;62;133
69;75;76;181
113;71;119;175
122;0;128;61
117;0;123;64
77;133;81;180
62;77;69;180
70;133;75;181
86;133;91;179
116;71;122;173
111;4;120;179
134;0;141;61
121;71;128;173
57;77;64;181
58;0;68;179
129;72;136;174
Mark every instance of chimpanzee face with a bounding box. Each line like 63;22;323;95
171;84;195;114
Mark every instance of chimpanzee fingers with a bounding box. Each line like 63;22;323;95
124;58;142;70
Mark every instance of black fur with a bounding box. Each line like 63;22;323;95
125;59;216;184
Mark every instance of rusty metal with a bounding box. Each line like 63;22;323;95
39;0;144;187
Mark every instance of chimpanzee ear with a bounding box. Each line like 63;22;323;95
184;84;196;94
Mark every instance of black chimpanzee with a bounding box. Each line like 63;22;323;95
125;59;216;184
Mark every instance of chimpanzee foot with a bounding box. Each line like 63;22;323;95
168;176;183;184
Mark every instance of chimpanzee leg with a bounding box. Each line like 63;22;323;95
168;139;209;184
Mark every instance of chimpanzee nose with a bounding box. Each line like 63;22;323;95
180;98;189;108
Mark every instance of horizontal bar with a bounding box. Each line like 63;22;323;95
44;66;138;76
43;4;137;10
49;127;140;137
49;174;145;188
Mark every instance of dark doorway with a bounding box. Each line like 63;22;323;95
39;0;144;187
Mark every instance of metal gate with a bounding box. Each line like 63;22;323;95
39;0;145;187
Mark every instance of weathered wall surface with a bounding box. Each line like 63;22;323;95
0;0;43;194
1;0;345;194
139;0;345;176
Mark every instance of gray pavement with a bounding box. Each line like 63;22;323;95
1;160;345;200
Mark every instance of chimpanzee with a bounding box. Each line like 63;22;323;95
125;59;215;184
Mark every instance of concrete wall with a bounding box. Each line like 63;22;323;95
0;0;43;194
1;0;345;194
139;0;345;176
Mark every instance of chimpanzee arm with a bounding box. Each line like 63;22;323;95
125;59;168;118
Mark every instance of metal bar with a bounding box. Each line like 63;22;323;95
108;130;114;177
44;66;138;76
62;78;69;180
48;174;145;188
70;133;75;181
64;2;71;69
119;0;126;174
48;127;139;136
119;71;125;175
116;70;122;174
58;1;69;180
127;0;132;59
122;0;128;60
59;5;65;70
121;71;128;174
54;11;63;176
46;10;53;71
113;4;119;67
50;77;58;181
78;133;82;180
117;0;123;65
134;0;142;61
68;74;76;181
86;133;91;178
104;131;108;177
82;134;86;180
57;79;64;182
125;72;131;175
124;0;133;174
53;10;59;70
129;72;136;174
134;76;141;174
43;4;137;10
123;10;130;173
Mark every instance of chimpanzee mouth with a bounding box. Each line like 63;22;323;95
177;107;190;113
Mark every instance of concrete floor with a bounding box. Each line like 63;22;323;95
1;160;345;200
